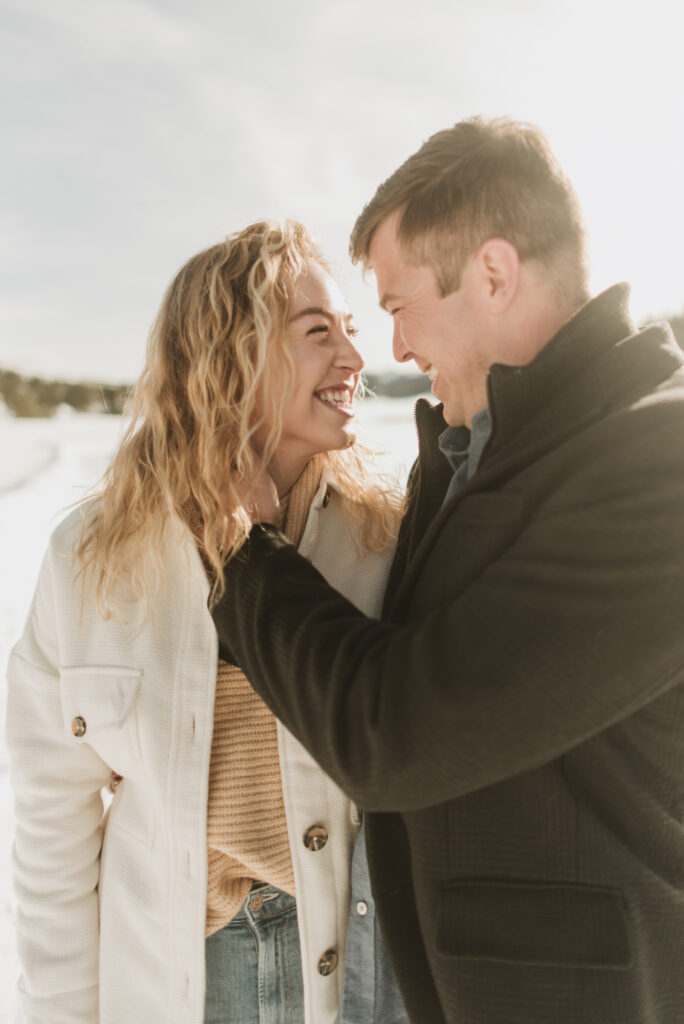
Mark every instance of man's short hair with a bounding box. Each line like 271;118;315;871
350;116;588;302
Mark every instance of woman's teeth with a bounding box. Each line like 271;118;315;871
316;389;352;407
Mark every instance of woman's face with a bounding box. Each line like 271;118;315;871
254;263;364;491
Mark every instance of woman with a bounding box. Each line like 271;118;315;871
6;221;407;1024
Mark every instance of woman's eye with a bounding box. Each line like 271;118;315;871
307;324;329;337
347;324;359;338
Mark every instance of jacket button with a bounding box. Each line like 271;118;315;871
317;949;338;976
71;716;87;738
356;901;369;916
108;771;123;793
303;825;328;851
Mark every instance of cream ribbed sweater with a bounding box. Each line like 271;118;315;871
205;461;321;936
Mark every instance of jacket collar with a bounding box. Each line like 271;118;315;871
414;398;452;483
488;284;634;426
316;466;346;507
483;283;682;466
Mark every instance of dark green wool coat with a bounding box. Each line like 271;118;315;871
213;285;684;1024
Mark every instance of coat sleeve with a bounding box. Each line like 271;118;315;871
6;544;110;1023
211;412;684;812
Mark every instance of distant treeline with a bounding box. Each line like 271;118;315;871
0;368;130;417
363;371;430;397
2;310;683;418
0;366;430;418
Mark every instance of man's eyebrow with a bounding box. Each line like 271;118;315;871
289;306;354;323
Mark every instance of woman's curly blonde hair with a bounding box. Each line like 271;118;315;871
76;219;402;619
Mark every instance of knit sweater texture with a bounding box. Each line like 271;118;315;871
205;460;321;936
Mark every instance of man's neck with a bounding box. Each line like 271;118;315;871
486;288;588;391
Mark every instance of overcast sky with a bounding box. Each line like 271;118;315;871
2;0;683;382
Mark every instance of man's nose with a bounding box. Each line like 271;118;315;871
392;322;413;363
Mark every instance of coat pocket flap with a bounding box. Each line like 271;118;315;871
436;880;631;969
60;666;142;740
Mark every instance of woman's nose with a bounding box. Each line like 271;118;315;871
336;332;364;371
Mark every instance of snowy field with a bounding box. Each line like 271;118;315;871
0;394;424;1022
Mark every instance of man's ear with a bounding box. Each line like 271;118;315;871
474;238;520;313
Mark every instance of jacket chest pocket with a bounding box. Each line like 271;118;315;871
60;665;142;750
435;880;631;968
59;665;153;846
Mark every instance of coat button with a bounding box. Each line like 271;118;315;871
71;716;87;738
317;949;338;976
356;901;369;916
303;825;328;851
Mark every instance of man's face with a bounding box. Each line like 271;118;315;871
369;211;491;427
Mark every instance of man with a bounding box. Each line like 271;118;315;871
212;118;684;1023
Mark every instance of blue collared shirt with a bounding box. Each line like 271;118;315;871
439;407;492;501
337;819;410;1023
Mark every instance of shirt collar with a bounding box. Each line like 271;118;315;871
438;407;492;481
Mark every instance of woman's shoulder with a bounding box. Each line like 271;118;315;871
42;501;100;566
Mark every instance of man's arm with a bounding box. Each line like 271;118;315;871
212;418;684;811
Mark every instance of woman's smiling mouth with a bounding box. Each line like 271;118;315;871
314;387;355;415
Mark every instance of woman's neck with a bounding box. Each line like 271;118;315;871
267;452;310;498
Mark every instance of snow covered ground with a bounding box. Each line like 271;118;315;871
0;395;424;1021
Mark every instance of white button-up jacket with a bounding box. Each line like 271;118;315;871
7;474;394;1024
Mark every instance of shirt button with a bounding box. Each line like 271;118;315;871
356;900;369;916
317;949;338;976
71;716;87;738
303;825;328;851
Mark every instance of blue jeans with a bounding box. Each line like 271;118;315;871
204;884;304;1024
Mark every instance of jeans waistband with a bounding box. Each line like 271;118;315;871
230;884;296;926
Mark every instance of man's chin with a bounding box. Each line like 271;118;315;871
441;400;467;429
